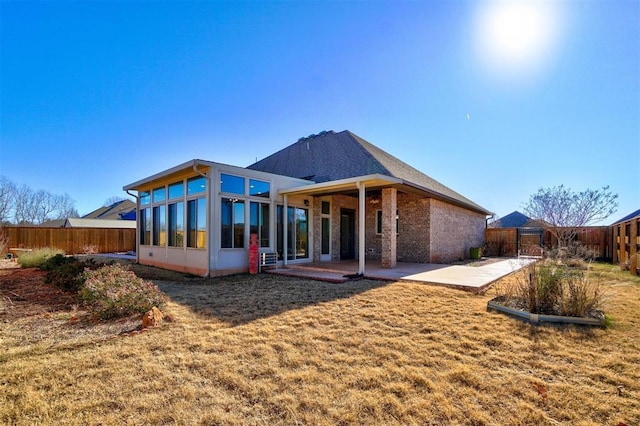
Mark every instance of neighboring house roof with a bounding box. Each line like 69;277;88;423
611;208;640;226
248;130;491;215
82;199;136;220
491;211;544;228
64;218;136;229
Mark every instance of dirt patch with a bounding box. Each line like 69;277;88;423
0;268;79;321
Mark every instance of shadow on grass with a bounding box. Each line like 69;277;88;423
151;272;392;326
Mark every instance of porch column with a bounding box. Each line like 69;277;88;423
358;182;366;275
283;194;288;267
381;187;397;269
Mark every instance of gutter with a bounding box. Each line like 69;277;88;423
125;190;140;265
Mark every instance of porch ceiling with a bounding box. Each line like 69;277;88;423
278;174;403;197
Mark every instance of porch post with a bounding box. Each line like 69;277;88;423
381;187;397;268
283;194;288;267
358;182;366;275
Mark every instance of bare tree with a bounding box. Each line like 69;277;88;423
10;183;79;225
104;196;127;207
523;185;618;247
0;176;16;224
13;184;38;225
55;194;79;219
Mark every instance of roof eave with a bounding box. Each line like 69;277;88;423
279;174;403;196
123;159;214;191
400;180;493;216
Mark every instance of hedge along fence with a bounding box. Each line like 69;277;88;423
485;227;611;259
2;227;136;255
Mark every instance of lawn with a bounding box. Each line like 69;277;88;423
1;261;639;425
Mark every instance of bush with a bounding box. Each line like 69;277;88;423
81;264;167;320
546;243;595;268
42;254;102;292
17;248;64;268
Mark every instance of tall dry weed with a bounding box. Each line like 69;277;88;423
498;260;606;317
0;228;8;256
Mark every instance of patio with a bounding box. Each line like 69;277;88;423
266;257;537;291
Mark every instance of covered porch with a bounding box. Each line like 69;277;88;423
265;258;536;292
280;174;405;275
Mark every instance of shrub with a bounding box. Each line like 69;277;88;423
42;255;102;292
81;264;167;320
17;248;64;268
546;242;595;268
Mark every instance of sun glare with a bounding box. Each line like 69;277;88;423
475;0;562;82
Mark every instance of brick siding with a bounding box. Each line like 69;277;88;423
428;199;485;263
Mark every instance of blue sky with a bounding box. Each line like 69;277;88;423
1;1;638;224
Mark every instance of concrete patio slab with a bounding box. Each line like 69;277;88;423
267;258;538;291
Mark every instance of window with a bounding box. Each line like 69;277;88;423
277;205;308;260
250;202;270;247
153;187;166;203
321;201;330;255
249;179;270;198
221;198;245;248
140;208;151;245
168;202;184;247
376;209;399;234
168;181;184;199
187;176;206;195
322;201;330;215
187;198;206;248
321;218;330;255
140;191;151;205
152;205;166;246
220;174;245;195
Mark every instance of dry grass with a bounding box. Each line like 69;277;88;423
1;262;639;425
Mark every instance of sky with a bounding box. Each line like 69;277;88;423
1;0;638;224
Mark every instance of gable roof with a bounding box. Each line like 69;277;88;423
248;130;490;214
611;208;640;226
491;211;547;228
82;199;136;220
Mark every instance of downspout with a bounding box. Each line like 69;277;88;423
356;181;366;275
193;164;210;277
125;189;139;264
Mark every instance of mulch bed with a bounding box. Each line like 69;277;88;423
0;266;80;322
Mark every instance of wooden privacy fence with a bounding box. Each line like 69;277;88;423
485;227;611;259
2;227;136;255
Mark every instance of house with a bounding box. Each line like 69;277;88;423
39;199;137;229
123;130;492;276
488;211;546;228
82;199;136;221
611;208;640;273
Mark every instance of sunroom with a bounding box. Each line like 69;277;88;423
123;159;313;276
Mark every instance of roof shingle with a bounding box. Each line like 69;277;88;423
248;130;490;214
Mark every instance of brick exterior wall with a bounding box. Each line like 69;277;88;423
428;198;486;263
365;193;431;263
315;192;485;265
